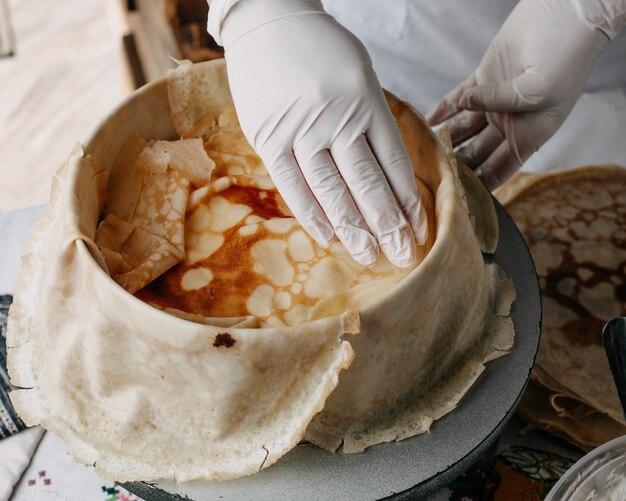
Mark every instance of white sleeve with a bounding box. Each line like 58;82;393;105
206;0;243;45
574;0;626;39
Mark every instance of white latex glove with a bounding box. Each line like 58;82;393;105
208;0;427;267
427;0;625;191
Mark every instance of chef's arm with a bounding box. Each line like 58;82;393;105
203;0;428;268
578;0;626;39
427;0;626;191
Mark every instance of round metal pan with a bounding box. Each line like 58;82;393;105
123;200;541;501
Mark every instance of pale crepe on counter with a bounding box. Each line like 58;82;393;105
7;59;515;482
497;166;626;449
517;365;626;450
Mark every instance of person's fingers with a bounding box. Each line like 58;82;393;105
456;124;504;169
294;147;380;266
366;104;428;245
264;151;335;247
458;70;546;113
330;133;417;268
426;73;477;126
476;141;523;191
444;110;488;147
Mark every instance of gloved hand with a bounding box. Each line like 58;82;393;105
208;0;427;267
427;0;624;191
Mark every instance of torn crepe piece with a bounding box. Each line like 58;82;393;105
99;132;189;293
95;214;183;294
97;133;220;294
168;59;233;138
136;138;215;186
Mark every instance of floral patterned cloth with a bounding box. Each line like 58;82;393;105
431;440;578;500
11;431;143;501
425;412;586;501
0;295;26;439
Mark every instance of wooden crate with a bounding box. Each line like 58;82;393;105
166;0;224;62
112;0;223;89
0;0;16;58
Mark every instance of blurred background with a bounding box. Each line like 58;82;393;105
2;0;625;213
0;0;220;212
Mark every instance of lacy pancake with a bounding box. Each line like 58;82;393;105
129;106;435;326
6;60;515;482
497;166;626;449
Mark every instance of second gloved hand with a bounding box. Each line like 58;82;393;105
214;0;427;267
427;0;613;190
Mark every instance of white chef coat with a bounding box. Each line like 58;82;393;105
322;0;626;173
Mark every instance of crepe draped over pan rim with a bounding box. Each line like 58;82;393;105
496;165;626;450
7;60;515;482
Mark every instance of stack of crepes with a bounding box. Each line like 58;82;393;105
7;59;515;482
496;167;626;451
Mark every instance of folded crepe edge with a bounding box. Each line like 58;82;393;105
494;164;626;206
304;98;515;453
517;378;626;452
434;128;499;254
6;145;360;482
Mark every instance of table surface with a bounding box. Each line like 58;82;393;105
0;0;129;212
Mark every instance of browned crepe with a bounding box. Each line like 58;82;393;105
497;166;626;447
135;109;436;325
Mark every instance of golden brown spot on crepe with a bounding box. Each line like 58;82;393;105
131;94;436;325
137;186;287;317
187;184;286;220
137;226;263;317
213;333;236;348
220;186;286;219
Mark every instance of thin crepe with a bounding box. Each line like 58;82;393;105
517;378;626;452
136;103;436;326
305;97;514;452
497;166;626;433
97;133;191;293
7;59;515;482
520;365;626;451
